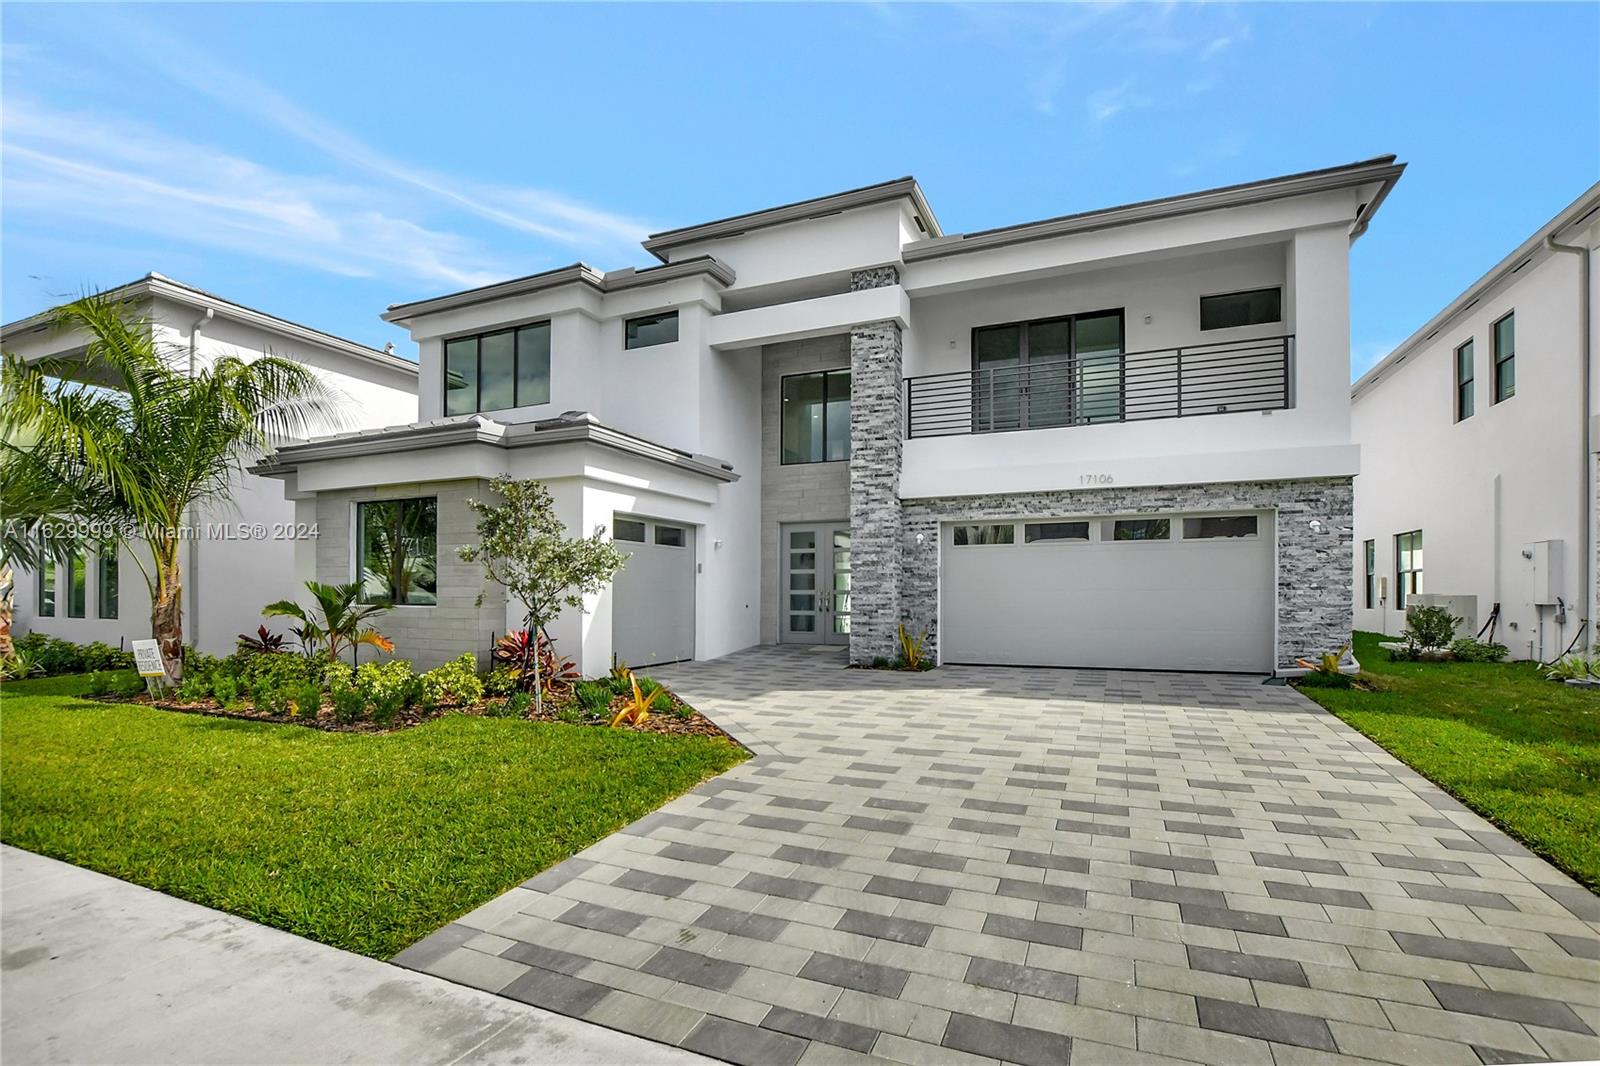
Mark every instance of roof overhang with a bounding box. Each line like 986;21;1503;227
641;177;942;262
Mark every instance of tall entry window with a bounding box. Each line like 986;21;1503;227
1395;530;1423;610
38;558;56;617
972;310;1123;431
64;555;86;618
357;498;439;605
98;550;119;619
444;323;552;415
781;369;851;464
1363;539;1376;609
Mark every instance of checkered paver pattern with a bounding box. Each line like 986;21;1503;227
396;646;1600;1066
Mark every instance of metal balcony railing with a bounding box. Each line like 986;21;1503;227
905;334;1293;438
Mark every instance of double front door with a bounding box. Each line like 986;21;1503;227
781;523;851;645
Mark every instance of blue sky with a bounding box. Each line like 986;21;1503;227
3;3;1596;377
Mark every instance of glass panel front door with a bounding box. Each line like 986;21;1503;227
782;523;850;644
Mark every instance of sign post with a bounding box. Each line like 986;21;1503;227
131;639;168;698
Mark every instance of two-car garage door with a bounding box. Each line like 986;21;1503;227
940;512;1274;673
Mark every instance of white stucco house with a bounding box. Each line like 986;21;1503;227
5;274;419;655
258;157;1404;675
1351;182;1600;661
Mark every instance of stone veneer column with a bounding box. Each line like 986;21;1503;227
848;266;904;664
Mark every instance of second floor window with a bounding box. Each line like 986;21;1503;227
625;311;678;349
781;368;851;464
1493;312;1515;403
1363;539;1376;609
357;498;438;605
973;311;1123;431
445;323;551;416
1454;339;1474;421
1200;287;1282;331
98;550;119;619
1395;529;1422;609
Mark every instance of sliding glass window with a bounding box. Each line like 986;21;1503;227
444;323;552;415
972;310;1123;431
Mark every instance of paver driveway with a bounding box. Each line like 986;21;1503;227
396;647;1600;1066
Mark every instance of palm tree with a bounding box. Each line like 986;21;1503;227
263;580;394;664
1;293;341;678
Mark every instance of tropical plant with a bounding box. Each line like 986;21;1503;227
1541;655;1600;682
574;679;613;717
0;649;42;680
1449;638;1508;663
493;629;581;698
1296;642;1349;677
460;477;626;714
264;581;394;665
80;641;134;672
1402;605;1461;651
175;672;212;702
419;653;485;708
897;623;930;670
288;681;324;720
211;674;241;706
354;659;419;726
237;625;287;655
610;669;665;728
0;293;342;678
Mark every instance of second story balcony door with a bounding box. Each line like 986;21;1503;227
972;310;1124;432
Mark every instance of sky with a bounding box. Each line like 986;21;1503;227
2;3;1596;379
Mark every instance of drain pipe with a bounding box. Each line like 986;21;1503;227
1547;232;1593;650
186;307;213;646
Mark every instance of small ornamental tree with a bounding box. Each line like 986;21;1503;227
459;476;627;713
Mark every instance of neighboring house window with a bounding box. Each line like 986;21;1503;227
1200;288;1282;331
953;524;1015;546
1454;339;1475;421
781;368;851;464
38;558;56;617
1492;312;1515;403
98;550;119;619
65;555;86;618
1395;530;1423;609
356;498;438;605
1363;539;1376;609
444;323;552;415
1112;518;1171;541
625;311;679;349
972;310;1123;430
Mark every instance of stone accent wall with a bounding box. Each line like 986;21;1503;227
847;320;905;663
850;265;900;292
313;479;504;671
759;334;852;643
899;477;1354;671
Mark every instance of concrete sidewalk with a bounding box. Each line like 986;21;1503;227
0;845;712;1065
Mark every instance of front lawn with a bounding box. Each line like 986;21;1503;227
1298;632;1600;889
0;673;745;957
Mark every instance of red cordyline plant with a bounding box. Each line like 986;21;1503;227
493;628;580;697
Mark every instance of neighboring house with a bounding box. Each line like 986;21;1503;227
5;273;419;655
258;157;1404;675
1351;183;1600;661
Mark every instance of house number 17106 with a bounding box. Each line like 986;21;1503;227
1079;473;1114;485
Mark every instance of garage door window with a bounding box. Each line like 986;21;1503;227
1024;521;1089;543
655;524;687;548
1182;515;1258;539
953;524;1015;546
1110;518;1170;541
613;518;646;542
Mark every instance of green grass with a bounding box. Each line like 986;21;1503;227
1298;632;1600;889
0;672;746;957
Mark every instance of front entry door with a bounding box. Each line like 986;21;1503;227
781;523;851;645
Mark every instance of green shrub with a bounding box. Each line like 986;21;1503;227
327;664;367;724
113;673;146;698
1449;638;1508;663
482;667;518;698
175;673;212;702
86;671;114;697
81;641;135;672
211;674;241;707
253;681;293;717
420;654;484;709
486;690;531;719
574;680;613;716
1296;670;1354;689
1403;605;1461;650
356;660;418;727
183;647;225;679
34;637;86;676
289;682;324;719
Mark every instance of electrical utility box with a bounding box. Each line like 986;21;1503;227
1524;540;1565;606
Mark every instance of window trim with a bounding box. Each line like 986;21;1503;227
969;307;1126;428
1363;539;1376;610
779;366;852;466
355;497;440;607
97;549;119;619
1492;311;1515;404
624;310;679;350
1395;529;1423;610
1454;338;1475;422
443;320;552;416
1199;287;1283;332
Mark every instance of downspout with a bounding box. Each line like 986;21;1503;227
1547;233;1593;649
186;308;213;647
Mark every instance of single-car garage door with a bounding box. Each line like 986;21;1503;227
611;515;695;667
941;512;1273;672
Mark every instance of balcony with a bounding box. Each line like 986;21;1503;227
904;334;1293;438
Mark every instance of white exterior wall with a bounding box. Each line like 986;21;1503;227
1352;247;1593;659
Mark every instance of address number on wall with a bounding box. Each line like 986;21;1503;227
1078;473;1114;486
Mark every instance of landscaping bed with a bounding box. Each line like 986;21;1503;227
1296;630;1600;890
0;671;746;958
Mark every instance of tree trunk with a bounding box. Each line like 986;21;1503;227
151;538;183;682
0;562;14;659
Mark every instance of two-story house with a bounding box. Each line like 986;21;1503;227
259;157;1404;674
1351;182;1599;660
5;273;420;655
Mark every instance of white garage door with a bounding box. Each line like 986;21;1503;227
612;516;695;667
941;512;1274;673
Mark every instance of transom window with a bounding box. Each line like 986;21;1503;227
952;524;1015;546
1182;515;1258;539
972;310;1124;430
625;311;679;349
654;524;687;548
1455;339;1475;421
357;498;438;605
1111;518;1171;541
1492;312;1515;403
1395;529;1423;609
1363;539;1376;610
1200;287;1282;331
781;368;851;464
613;518;646;543
444;322;551;416
1024;521;1089;543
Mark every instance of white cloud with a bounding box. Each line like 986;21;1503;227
1;99;509;289
1086;80;1150;125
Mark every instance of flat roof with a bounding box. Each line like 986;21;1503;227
0;273;417;376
